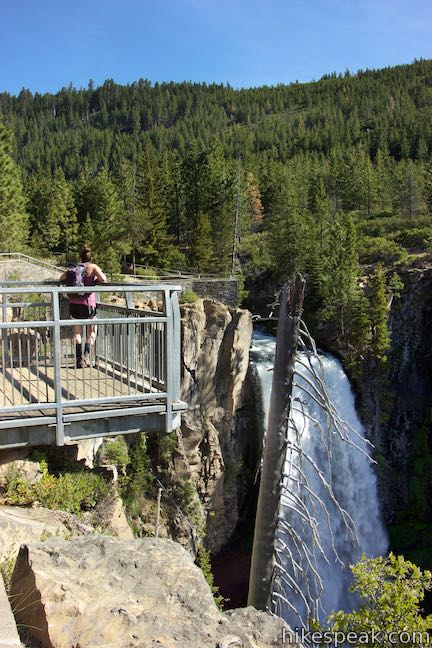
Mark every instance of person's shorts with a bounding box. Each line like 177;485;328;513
69;304;97;320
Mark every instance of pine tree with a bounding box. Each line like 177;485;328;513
26;173;56;250
200;141;234;275
115;158;149;272
0;122;29;251
374;148;392;214
246;171;264;234
182;141;207;243
268;165;311;280
369;264;390;363
162;150;186;246
135;147;173;268
324;212;359;338
79;212;95;249
76;166;127;273
49;170;79;259
211;204;233;275
190;212;213;272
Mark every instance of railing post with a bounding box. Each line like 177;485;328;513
125;291;134;371
171;290;181;403
164;289;174;433
1;290;7;370
1;290;7;324
52;289;65;445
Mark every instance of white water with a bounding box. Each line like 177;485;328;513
250;329;388;628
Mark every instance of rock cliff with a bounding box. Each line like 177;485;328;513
179;299;255;553
358;263;432;525
10;535;297;648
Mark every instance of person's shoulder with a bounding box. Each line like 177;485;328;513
89;263;107;282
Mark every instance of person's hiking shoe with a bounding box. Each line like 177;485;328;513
82;352;91;368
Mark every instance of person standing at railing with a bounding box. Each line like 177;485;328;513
60;246;107;368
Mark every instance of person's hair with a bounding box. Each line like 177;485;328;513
80;245;92;263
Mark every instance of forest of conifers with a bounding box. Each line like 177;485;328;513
1;58;431;363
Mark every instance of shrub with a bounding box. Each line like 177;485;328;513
127;433;153;496
238;232;272;276
135;267;159;280
358;236;408;265
195;544;224;608
3;465;108;515
103;436;130;471
394;227;432;248
164;247;187;268
0;553;16;592
326;553;432;638
146;430;178;467
356;214;431;240
180;289;199;304
34;472;108;514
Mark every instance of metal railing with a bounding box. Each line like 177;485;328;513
0;252;65;273
0;283;183;445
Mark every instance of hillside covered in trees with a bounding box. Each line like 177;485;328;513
1;58;432;365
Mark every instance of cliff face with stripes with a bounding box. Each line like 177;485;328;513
306;260;432;568
178;298;257;553
357;264;432;549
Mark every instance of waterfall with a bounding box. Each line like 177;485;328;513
250;329;388;628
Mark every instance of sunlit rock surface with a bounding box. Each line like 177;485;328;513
10;535;296;648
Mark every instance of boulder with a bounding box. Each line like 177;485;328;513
0;458;43;488
10;535;298;648
0;505;94;563
105;491;134;539
0;573;21;647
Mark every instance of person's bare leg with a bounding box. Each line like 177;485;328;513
83;323;97;366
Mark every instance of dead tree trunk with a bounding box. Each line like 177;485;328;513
248;273;306;611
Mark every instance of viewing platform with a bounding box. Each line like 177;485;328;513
0;282;187;450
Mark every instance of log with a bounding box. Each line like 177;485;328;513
248;273;305;611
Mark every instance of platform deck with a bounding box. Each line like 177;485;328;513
0;358;161;423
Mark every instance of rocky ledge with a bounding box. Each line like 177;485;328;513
10;535;297;648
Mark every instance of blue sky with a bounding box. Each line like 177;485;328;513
1;0;431;95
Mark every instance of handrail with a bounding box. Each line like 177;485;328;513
0;252;65;272
129;262;225;277
0;283;183;293
0;253;233;281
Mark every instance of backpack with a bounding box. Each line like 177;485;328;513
65;263;89;300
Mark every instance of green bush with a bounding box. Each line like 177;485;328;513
164;247;187;268
180;289;199;304
356;214;431;240
3;464;108;515
195;544;224;608
238;232;272;276
326;553;432;637
35;472;108;514
394;227;432;248
103;436;130;471
358;236;408;265
135;267;159;280
0;553;16;592
127;433;153;496
151;430;178;466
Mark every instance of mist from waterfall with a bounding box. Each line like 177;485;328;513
250;329;388;629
